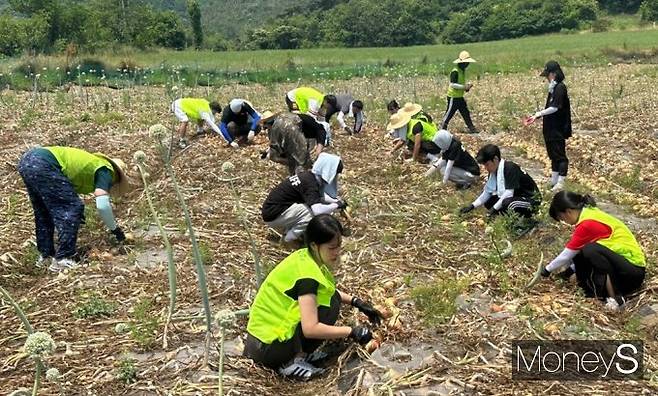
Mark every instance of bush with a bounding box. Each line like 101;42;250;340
591;17;613;32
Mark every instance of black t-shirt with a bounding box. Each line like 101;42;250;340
543;82;572;139
261;171;322;222
501;161;539;200
442;139;480;175
220;102;256;126
298;113;327;144
285;278;319;300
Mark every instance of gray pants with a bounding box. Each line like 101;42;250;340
266;203;313;242
439;164;477;185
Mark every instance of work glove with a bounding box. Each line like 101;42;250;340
351;297;383;326
459;204;475;215
349;326;372;345
111;226;126;243
247;130;255;142
230;141;239;149
487;208;500;219
336;200;349;210
260;149;269;160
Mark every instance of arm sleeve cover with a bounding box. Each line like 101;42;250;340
95;195;117;231
546;248;579;272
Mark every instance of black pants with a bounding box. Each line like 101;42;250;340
405;140;441;155
243;292;341;369
441;97;475;131
484;195;539;219
573;243;645;299
544;133;568;176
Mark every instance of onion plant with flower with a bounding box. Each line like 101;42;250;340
134;149;178;348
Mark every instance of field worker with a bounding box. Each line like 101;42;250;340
286;87;337;121
261;156;346;242
262;112;328;175
460;144;541;226
244;214;382;379
425;129;480;189
386;101;432;137
386;110;441;163
387;100;400;115
324;94;365;135
219;98;262;144
441;51;479;134
17;146;134;272
170;97;237;148
534;191;646;311
526;61;572;192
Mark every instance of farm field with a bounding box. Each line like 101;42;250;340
1;59;658;394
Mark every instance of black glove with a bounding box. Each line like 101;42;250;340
487;208;499;219
349;326;372;345
336;200;349;210
459;204;475;215
351;297;383;326
260;150;269;159
541;267;551;277
111;226;126;242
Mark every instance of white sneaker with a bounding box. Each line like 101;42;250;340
604;297;625;312
35;255;53;268
48;258;78;273
277;357;323;380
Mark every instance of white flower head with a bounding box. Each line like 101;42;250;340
485;226;494;236
45;367;61;382
216;309;236;329
171;85;179;91
221;161;235;174
148;124;168;141
114;323;129;334
133;151;147;164
24;331;55;358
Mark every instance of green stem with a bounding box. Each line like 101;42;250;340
0;285;34;334
31;358;42;396
229;180;263;286
159;142;212;331
136;163;177;315
490;235;503;262
218;328;225;396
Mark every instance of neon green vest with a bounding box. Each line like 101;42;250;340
406;119;437;142
412;112;431;123
46;147;114;194
247;248;336;344
180;98;211;123
578;207;646;267
292;87;324;114
447;67;465;98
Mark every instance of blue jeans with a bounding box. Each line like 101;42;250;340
18;149;84;260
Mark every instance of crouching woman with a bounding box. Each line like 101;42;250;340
244;215;382;379
539;191;646;311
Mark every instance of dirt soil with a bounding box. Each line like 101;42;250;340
1;63;658;395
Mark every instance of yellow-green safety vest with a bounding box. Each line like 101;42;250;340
406;119;437;142
247;248;336;344
45;147;114;194
578;207;646;267
180;98;211;123
292;87;324;114
447;67;466;98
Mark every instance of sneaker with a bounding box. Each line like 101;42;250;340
178;138;188;148
455;183;472;190
604;296;626;312
277;357;324;380
304;350;329;364
467;127;480;134
48;258;79;273
35;255;53;269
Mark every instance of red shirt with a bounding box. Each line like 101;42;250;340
566;220;612;250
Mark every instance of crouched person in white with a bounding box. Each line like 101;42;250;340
261;153;346;242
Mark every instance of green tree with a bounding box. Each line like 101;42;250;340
640;0;658;21
187;0;203;48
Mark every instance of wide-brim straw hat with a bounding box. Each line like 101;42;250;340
453;50;476;64
399;102;422;116
93;153;135;196
260;110;277;123
386;112;411;131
